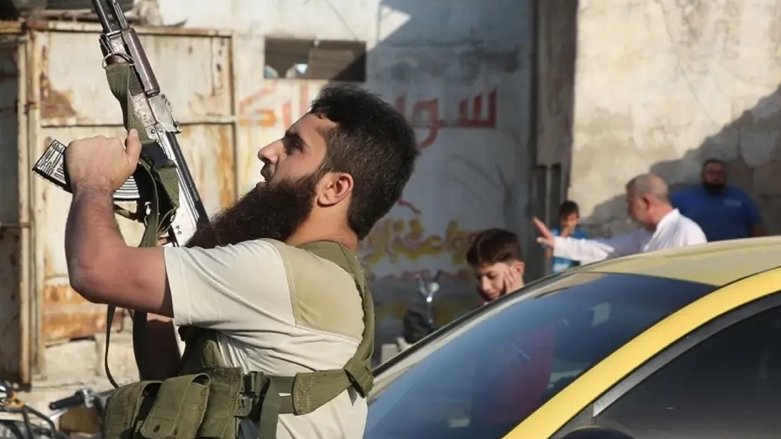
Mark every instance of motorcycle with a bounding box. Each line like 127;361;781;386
379;270;443;363
0;381;107;439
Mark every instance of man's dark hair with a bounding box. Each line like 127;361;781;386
702;158;726;169
466;228;523;267
559;200;580;218
310;85;418;239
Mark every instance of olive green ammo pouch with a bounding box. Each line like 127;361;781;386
104;373;213;439
103;381;159;439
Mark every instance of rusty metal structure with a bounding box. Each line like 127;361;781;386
0;19;237;384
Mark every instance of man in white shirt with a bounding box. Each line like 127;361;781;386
533;174;707;263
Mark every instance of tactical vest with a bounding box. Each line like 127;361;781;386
102;241;375;439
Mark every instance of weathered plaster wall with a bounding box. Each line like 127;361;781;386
570;0;781;237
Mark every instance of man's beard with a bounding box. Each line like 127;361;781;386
184;173;319;249
703;181;726;194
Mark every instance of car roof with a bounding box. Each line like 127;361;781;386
576;236;781;286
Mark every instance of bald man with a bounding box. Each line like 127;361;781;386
534;174;707;263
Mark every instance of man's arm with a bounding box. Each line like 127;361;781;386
63;131;172;317
533;217;641;263
65;187;172;316
552;231;642;263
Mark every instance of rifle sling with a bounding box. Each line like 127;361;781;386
103;62;182;386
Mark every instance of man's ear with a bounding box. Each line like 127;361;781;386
317;171;354;207
511;260;525;276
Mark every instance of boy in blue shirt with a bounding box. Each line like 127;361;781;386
547;201;589;273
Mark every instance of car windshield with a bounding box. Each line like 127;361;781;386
365;272;714;439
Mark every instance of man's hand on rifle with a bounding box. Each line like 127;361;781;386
62;127;172;317
65;129;142;193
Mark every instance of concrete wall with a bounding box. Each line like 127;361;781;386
569;0;781;237
155;0;535;351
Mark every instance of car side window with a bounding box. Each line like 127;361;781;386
366;274;712;439
596;305;781;438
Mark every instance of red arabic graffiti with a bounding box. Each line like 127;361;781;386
239;84;499;151
238;85;278;126
396;196;422;215
393;89;498;150
238;83;313;129
459;90;498;128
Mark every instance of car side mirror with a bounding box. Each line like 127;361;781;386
560;425;635;439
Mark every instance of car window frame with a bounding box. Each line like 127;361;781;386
552;290;781;438
592;290;781;417
505;266;781;439
552;290;781;437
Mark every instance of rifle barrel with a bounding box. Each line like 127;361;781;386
111;1;130;29
92;0;120;33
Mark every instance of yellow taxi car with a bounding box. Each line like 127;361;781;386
364;237;781;439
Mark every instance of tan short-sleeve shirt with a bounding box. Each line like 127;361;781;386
164;238;366;439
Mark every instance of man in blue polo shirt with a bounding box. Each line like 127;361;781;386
671;159;765;241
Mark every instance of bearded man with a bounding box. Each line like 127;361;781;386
62;85;418;439
671;158;765;241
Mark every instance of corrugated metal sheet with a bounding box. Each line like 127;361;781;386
29;23;237;346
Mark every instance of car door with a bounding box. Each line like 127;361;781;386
556;290;781;438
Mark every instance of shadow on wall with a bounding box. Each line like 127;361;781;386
576;84;781;240
651;83;781;236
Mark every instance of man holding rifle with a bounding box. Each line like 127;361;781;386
62;83;418;438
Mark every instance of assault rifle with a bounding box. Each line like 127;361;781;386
31;0;209;385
